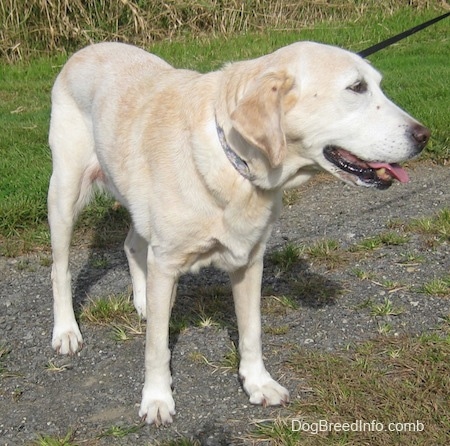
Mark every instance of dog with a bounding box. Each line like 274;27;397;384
48;41;429;425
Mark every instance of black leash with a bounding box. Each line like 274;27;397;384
358;11;449;58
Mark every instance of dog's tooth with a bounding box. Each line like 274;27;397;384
376;168;386;176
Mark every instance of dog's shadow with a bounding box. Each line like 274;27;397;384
72;204;342;347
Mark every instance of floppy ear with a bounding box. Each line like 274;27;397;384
230;72;294;168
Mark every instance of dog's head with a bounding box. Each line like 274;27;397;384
228;42;430;189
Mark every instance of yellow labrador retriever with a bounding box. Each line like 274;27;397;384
48;42;429;425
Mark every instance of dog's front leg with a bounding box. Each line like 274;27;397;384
230;259;289;407
139;256;178;426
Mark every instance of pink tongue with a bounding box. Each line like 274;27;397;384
368;162;410;183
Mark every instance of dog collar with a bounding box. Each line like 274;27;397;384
215;118;254;181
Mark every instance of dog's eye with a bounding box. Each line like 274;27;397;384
347;81;367;94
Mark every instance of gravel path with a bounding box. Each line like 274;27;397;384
0;164;449;445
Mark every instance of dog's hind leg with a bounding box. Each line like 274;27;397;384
48;93;99;355
124;226;148;318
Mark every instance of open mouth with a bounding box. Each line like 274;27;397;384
323;146;409;190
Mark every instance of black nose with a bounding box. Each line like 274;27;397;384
411;124;431;150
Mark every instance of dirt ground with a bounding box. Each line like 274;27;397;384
0;164;449;445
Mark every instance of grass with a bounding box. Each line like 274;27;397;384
0;343;11;375
32;431;77;446
251;334;450;445
407;208;450;242
305;239;342;269
270;243;303;272
79;292;146;341
80;292;135;324
351;231;410;252
98;423;144;439
1;1;444;62
0;6;449;255
419;276;450;297
369;297;404;317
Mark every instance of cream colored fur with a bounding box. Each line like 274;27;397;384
48;41;428;425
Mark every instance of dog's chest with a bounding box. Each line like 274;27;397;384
182;194;280;274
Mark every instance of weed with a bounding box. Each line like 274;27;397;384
16;259;36;272
305;239;342;269
45;361;72;373
351;268;374;281
156;439;201;446
408;208;450;241
386;347;402;359
12;387;23;402
352;236;383;251
370;297;403;317
351;231;409;252
262;295;299;316
379;231;410;246
80;292;135;325
79;292;146;342
270;243;302;272
419;276;450;297
441;313;450;330
396;250;425;265
353;269;406;294
377;322;393;336
191;342;239;373
39;255;52;267
0;343;11;375
188;351;208;364
282;189;301;206
221;342;240;371
197;314;220;328
195;302;222;328
265;325;290;336
272;335;450;445
33;430;77;446
353;298;373;312
89;255;109;269
111;325;129;342
98;423;144;439
251;417;301;445
169;314;191;335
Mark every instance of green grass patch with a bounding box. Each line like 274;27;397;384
270;243;303;272
407;208;450;242
351;231;410;252
419;276;450;297
251;334;450;445
0;58;58;255
32;430;77;446
80;292;146;342
305;239;343;269
262;294;299;317
98;423;144;439
80;292;135;325
369;297;404;317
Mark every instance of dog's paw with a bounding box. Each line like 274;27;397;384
241;371;289;407
52;324;83;355
133;295;146;319
139;390;175;426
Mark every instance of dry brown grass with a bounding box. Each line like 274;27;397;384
0;0;442;62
